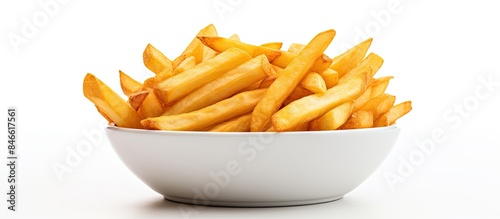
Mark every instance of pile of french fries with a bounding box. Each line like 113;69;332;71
83;24;412;132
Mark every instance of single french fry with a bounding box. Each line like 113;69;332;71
374;101;412;127
300;72;327;94
251;29;336;131
209;113;252;132
119;70;145;96
137;92;165;118
330;38;372;77
353;86;373;111
142;89;267;131
260;42;283;50
273;53;333;73
162;55;271;115
339;110;373;129
181;24;218;63
128;90;149;111
370;76;393;98
154;47;252;106
309;101;353;131
339;52;384;84
319;68;339;89
198;36;281;62
143;44;173;75
173;56;196;75
359;93;396;120
271;72;367;131
83;73;143;128
287;43;305;54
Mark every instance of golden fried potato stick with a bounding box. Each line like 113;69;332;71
309;101;354;131
339;52;384;84
370;76;393;98
251;29;336;131
260;42;283;50
162;55;271;115
359;93;396;120
154;47;252;106
301;72;327;94
330;38;372;78
339;110;373;129
353;86;373;111
181;24;218;63
142;89;267;131
83;73;143;128
119;70;145;96
198;36;281;62
137;92;166;118
143;43;173;75
127;90;149;110
272;72;367;131
374;101;412;127
209;113;252;132
173;56;196;75
319;68;339;89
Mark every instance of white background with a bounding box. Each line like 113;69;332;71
1;0;499;218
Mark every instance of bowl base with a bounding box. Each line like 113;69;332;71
164;195;343;207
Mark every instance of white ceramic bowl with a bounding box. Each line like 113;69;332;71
106;126;400;207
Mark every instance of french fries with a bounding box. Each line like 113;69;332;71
272;72;367;131
162;55;271;115
83;73;143;129
330;38;372;78
83;24;412;132
309;101;353;131
374;101;413;127
142;89;267;131
119;70;145;96
208;113;252;132
251;29;336;131
154;47;252;106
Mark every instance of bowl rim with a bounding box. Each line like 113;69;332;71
106;125;399;137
